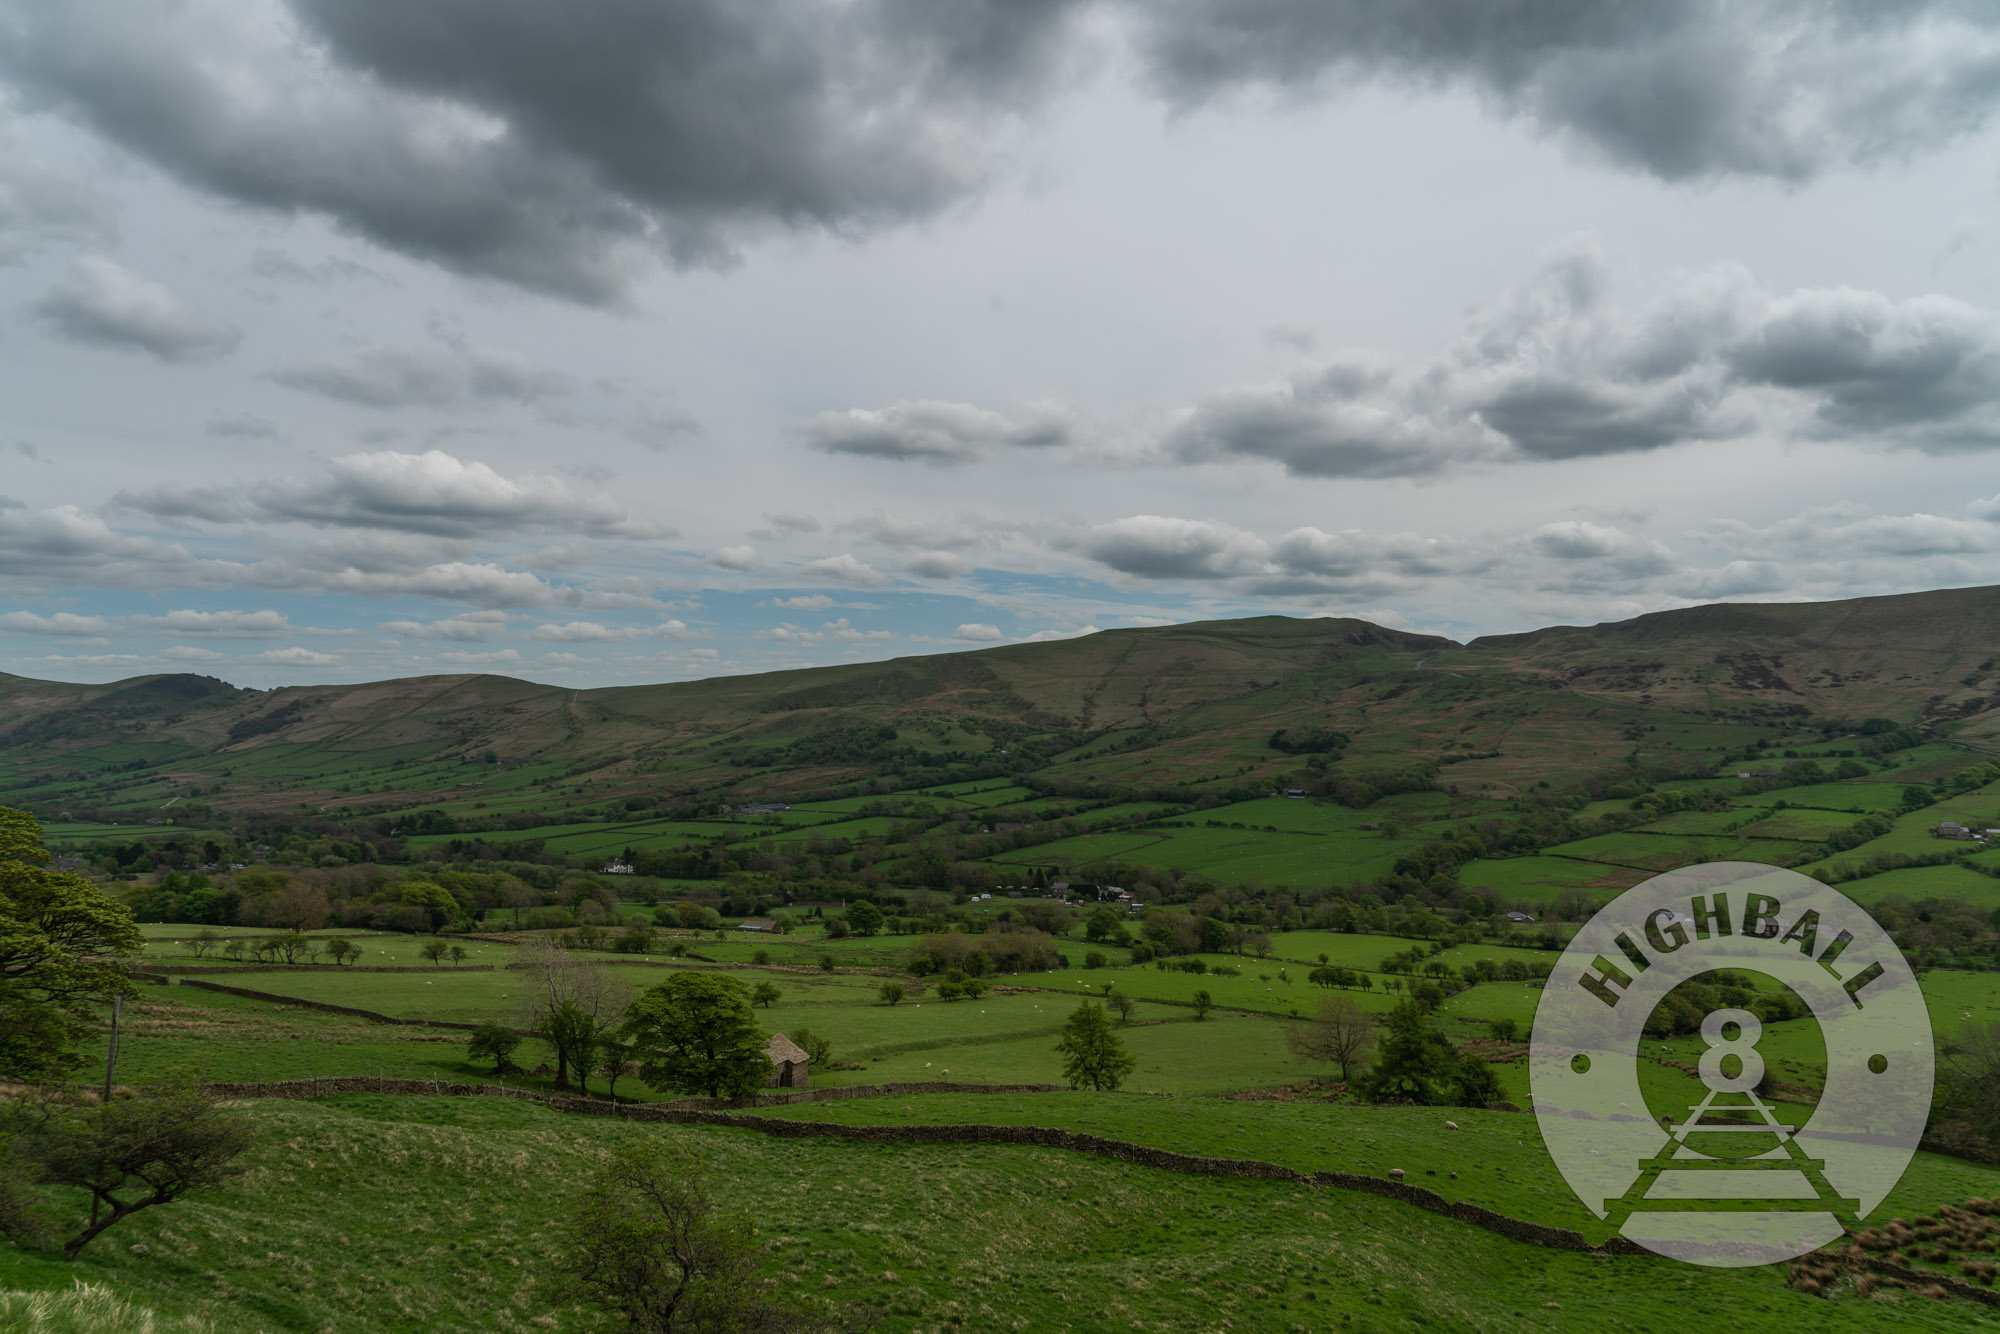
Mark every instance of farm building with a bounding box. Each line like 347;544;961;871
738;918;777;932
766;1032;810;1088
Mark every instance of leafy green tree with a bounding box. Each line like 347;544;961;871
221;937;247;963
546;1141;831;1333
846;900;884;936
789;1028;835;1069
0;808;143;1082
468;1021;522;1074
1085;907;1119;941
1105;990;1135;1026
523;936;628;1093
27;1082;255;1258
188;928;221;959
321;938;360;967
399;881;462;931
878;981;905;1006
623;973;767;1100
448;943;468;965
1191;990;1214;1021
1055;1002;1136;1091
420;938;450;965
751;982;781;1009
1360;1001;1501;1108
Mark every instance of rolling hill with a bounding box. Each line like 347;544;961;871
3;587;1998;825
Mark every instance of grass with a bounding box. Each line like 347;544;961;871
3;1095;1991;1333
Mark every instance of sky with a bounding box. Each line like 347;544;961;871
7;1;2000;689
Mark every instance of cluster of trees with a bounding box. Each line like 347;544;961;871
906;924;1063;976
1;806;256;1259
1285;994;1502;1108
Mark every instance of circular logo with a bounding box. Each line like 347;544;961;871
1529;862;1933;1267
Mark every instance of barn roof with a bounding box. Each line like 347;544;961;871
766;1032;809;1066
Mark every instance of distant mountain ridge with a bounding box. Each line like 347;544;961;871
3;587;1998;816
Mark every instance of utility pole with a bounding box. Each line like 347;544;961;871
102;991;123;1103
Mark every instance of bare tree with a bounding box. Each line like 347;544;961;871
521;936;631;1094
1287;995;1378;1084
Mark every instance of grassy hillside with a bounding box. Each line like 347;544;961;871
4;1094;1996;1333
6;587;2000;831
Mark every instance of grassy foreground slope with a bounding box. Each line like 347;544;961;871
2;1095;1991;1334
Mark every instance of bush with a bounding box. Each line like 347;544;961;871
1084;950;1107;969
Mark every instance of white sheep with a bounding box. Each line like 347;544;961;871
1389;1168;1405;1179
1445;1120;1459;1130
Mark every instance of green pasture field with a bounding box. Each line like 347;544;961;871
40;822;232;846
136;930;517;968
1456;854;1646;900
1917;969;2000;1034
951;784;1039;808
1735;782;1915;813
75;987;508;1089
1263;930;1454;969
1634;809;1757;835
739;815;915;845
1836;862;2000;912
15;1095;1975;1334
1541;831;1808;873
1735;808;1866;840
992;823;1419;888
1800;785;2000;876
1032;957;1370;1019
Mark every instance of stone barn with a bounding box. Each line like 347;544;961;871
765;1032;810;1089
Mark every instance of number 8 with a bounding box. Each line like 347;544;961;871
1698;1007;1765;1093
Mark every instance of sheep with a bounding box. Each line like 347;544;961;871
1445;1120;1459;1130
1389;1168;1405;1180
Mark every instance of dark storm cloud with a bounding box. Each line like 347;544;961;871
31;256;241;362
805;400;1074;465
1134;1;2000;182
0;0;1086;303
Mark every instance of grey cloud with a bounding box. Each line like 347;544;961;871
32;256;241;362
1136;2;2000;183
252;449;652;538
1726;289;2000;450
0;123;108;263
117;449;661;540
1162;246;2000;477
766;512;821;535
798;554;888;587
0;609;112;636
205;412;280;440
805;399;1074;465
0;0;1084;302
271;344;567;408
13;441;41;461
626;412;702;451
1077;515;1270;581
248;248;385;285
129;609;301;638
379;612;508;642
906;551;972;579
1527;521;1673;578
